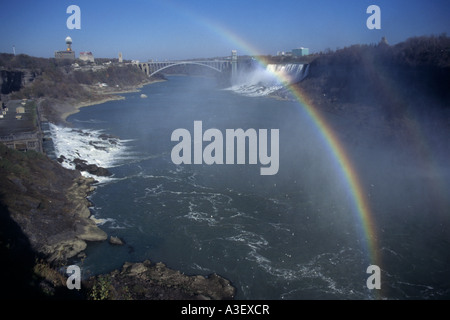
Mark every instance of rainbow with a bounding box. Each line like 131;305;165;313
165;1;382;295
251;61;382;299
264;59;381;277
288;83;380;265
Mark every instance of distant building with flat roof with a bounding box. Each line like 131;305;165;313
79;51;95;62
292;47;309;57
55;50;75;60
55;36;75;60
16;106;25;114
277;51;292;57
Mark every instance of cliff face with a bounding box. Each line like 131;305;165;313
0;143;236;300
292;37;450;147
303;37;450;112
0;143;107;263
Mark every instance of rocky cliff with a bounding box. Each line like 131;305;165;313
0;143;107;263
0;143;236;299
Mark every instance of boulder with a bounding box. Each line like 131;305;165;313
86;164;111;176
76;223;108;242
109;235;124;245
42;239;87;262
73;158;112;176
91;260;236;300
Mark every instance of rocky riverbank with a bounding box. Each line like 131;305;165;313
0;143;107;263
87;260;235;300
0;116;236;300
0;55;237;299
43;78;165;125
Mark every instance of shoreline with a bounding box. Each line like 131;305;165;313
58;78;165;123
0;142;236;299
60;95;125;123
44;75;237;299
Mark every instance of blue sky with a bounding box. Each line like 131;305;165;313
0;0;449;61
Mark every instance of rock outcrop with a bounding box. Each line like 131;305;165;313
0;144;107;263
88;260;236;300
0;143;237;300
109;236;124;245
73;158;112;177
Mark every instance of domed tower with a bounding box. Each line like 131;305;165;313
55;36;75;60
65;36;73;51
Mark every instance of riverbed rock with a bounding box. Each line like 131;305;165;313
77;223;108;242
73;158;112;177
109;235;124;245
88;260;236;300
57;155;66;163
86;164;111;177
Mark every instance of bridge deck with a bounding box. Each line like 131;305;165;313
135;60;232;77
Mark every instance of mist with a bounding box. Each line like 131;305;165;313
297;44;450;297
212;48;450;298
63;43;450;298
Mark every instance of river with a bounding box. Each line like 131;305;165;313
51;73;450;300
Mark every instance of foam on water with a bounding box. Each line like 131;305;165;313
50;123;135;183
228;63;308;97
228;84;283;97
65;75;449;300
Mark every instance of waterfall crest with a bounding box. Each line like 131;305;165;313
229;63;309;97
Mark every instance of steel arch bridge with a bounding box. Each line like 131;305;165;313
136;60;232;77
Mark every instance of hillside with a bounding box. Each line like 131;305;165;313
294;35;450;145
0;143;104;298
0;54;164;123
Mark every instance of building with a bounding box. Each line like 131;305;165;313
292;47;309;57
1;132;42;152
55;50;75;60
79;51;95;62
277;51;292;57
118;52;123;63
55;36;75;60
16;106;25;114
0;100;43;153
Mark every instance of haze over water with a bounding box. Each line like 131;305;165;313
52;73;450;299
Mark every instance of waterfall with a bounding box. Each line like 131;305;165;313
266;63;309;85
228;63;309;97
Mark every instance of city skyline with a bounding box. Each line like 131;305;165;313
1;0;449;61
